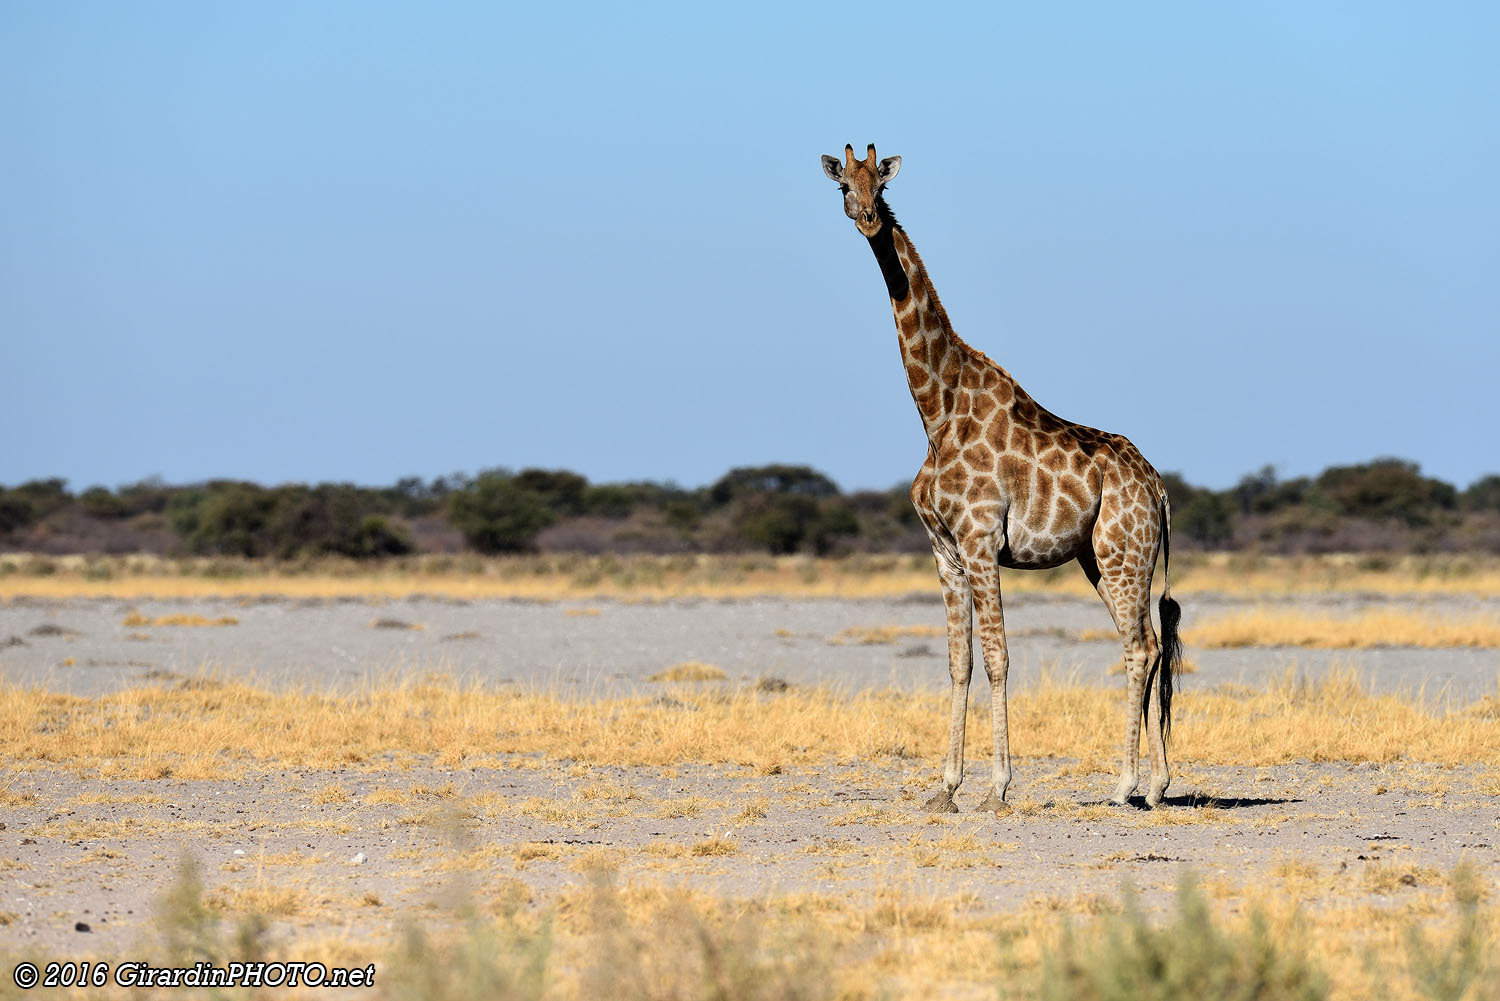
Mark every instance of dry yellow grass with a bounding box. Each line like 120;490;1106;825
1106;657;1199;675
121;611;238;627
0;785;39;807
647;661;727;682
736;796;769;820
1187;607;1500;648
830;624;944;645
830;804;914;827
2;668;1495;782
688;836;738;856
7;551;1500;602
309;782;350;804
208;882;303;917
514;842;564;864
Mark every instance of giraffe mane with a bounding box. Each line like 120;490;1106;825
875;194;1009;379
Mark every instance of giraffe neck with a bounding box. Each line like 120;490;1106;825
866;196;974;438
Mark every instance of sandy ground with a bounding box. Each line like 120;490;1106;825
2;593;1498;966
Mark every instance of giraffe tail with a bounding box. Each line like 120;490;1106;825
1157;493;1182;741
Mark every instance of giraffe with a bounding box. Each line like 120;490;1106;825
821;143;1185;810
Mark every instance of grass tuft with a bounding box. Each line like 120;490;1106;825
122;611;238;627
689;836;739;857
830;624;944;645
648;661;728;682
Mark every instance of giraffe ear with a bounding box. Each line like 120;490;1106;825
821;155;844;182
877;156;901;185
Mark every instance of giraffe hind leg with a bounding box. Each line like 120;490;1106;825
1084;551;1161;807
1111;609;1158;807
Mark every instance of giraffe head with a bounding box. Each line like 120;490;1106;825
821;143;901;238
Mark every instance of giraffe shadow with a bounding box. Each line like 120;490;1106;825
1079;793;1303;811
1138;793;1302;811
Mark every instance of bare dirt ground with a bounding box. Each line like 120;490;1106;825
4;754;1498;958
2;593;1498;993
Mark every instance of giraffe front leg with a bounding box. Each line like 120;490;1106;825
923;555;972;814
966;550;1012;813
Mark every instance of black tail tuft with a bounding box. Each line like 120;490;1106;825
1157;593;1182;740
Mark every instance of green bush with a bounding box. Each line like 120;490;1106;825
171;483;277;557
80;485;128;519
1462;474;1500;514
728;494;860;555
267;485;413;558
1162;473;1235;547
664;497;703;535
10;478;70;520
1030;879;1327;1001
709;465;857;554
446;473;556;553
1313;458;1456;526
583;481;683;519
117;477;173;516
732;494;818;554
884;483;924;528
166;482;415;558
0;478;71;533
808;501;860;555
346;515;416;557
0;491;33;533
1231;466;1310;515
512;469;590;518
1177;493;1235;547
381;475;450;518
709;465;840;506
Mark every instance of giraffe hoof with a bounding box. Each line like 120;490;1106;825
922;791;959;814
1145;785;1169;809
975;789;1008;813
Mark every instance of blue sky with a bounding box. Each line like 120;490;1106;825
3;2;1497;493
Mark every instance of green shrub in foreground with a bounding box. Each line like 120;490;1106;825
1030;879;1328;1001
1404;863;1496;1001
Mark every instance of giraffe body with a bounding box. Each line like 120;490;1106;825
823;144;1184;810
